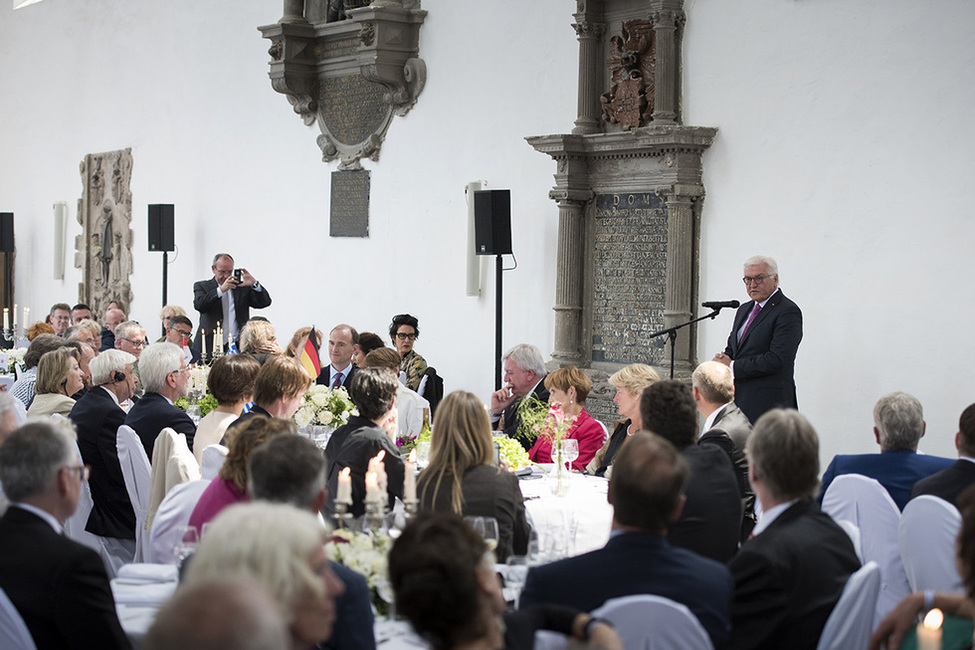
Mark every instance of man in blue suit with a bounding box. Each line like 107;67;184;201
818;391;954;510
714;255;802;424
124;342;196;458
519;431;733;649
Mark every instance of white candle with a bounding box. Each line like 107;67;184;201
917;608;943;650
23;307;28;326
365;471;380;504
404;448;417;501
337;467;352;505
3;308;8;330
201;332;207;360
12;304;15;330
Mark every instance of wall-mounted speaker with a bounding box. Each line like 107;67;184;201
0;213;12;253
148;204;175;252
473;190;512;256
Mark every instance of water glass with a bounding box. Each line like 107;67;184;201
174;525;199;566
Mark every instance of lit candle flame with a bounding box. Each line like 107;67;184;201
340;467;350;478
923;608;944;630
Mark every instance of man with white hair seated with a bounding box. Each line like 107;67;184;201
0;419;130;648
124;342;196;458
488;343;550;445
817;391;953;510
70;348;140;549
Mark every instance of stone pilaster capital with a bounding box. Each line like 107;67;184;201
572;20;606;39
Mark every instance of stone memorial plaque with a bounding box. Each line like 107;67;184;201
330;170;370;237
591;192;668;365
319;75;391;146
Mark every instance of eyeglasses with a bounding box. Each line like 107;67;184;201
172;329;193;338
395;333;417;341
121;338;148;348
65;465;90;481
742;275;772;286
168;367;190;376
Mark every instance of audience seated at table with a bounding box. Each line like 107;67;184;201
818;391;954;510
65;340;96;400
489;343;549;447
586;363;660;477
284;325;323;359
527;365;605;471
640;379;742;563
229;355;311;432
363;347;430;440
910;402;975;508
521;430;733;648
325;367;404;517
870;483;975;650
182;502;345;650
351;331;385;368
192;354;260;464
417;390;530;562
144;575;289;650
70;349;140;552
389;510;623;650
26;320;55;341
27;347;85;418
187;415;293;532
239;318;282;365
0;419;131;649
389;313;427;392
11;333;64;409
124;342;197;457
248;435;376;650
728;409;860;650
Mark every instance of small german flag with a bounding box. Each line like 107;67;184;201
299;326;322;379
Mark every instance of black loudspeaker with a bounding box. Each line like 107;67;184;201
0;213;13;253
473;190;512;255
147;204;175;252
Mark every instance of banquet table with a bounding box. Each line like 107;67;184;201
519;467;612;556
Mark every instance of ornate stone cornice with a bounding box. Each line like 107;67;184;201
527;126;717;161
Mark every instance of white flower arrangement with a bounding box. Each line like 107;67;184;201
1;347;27;375
325;529;392;615
293;384;357;428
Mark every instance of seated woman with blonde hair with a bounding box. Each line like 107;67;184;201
527;366;605;471
27;347;85;418
240;319;282;364
586;363;661;477
418;391;529;562
183;502;344;650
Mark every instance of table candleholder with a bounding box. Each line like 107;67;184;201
334;502;354;529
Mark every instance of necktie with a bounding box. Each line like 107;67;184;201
332;372;343;389
738;303;762;343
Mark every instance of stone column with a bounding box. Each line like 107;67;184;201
571;18;605;135
651;8;682;125
281;0;306;23
663;192;694;368
552;197;587;365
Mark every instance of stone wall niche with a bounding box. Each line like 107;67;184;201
528;0;715;425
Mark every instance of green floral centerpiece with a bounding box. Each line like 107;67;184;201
174;393;218;417
513;394;551;449
325;529;393;617
293;384;357;429
495;435;531;470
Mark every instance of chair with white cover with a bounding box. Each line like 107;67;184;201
200;444;228;481
899;495;965;593
822;474;911;624
117;424;152;563
148;479;209;565
0;585;36;650
815;561;881;650
63;441;125;578
146;428;201;533
594;594;713;650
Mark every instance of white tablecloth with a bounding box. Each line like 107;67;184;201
519;470;612;556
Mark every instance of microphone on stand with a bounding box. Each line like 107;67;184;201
702;300;740;311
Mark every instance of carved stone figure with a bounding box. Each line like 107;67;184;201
601;20;656;130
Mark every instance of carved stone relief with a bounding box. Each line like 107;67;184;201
601;20;655;130
75;149;134;317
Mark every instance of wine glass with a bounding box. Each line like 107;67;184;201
560;438;579;473
504;555;529;605
174;525;199;566
480;517;500;553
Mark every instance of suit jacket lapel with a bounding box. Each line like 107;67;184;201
738;290;782;347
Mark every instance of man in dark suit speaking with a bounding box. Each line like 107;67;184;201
0;419;131;649
193;253;271;361
714;255;802;424
519;431;734;649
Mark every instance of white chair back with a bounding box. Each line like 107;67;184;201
815;561;881;650
899;495;965;593
148;480;209;565
591;594;713;650
147;428;201;532
200;444;228;481
0;585;36;650
822;474;911;624
117;424;152;563
64;442;123;578
834;519;864;564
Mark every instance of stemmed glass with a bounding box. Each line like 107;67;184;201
560;438;579;473
174;525;199;566
464;516;500;553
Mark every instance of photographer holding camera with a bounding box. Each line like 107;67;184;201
193;253;272;362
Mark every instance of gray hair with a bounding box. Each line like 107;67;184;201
873;392;924;451
247;436;326;511
115;320;147;344
691;361;735;405
747;409;820;501
0;418;77;502
743;255;778;277
502;343;546;377
139;343;185;394
90;349;136;386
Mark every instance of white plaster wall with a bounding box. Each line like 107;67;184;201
1;0;973;467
